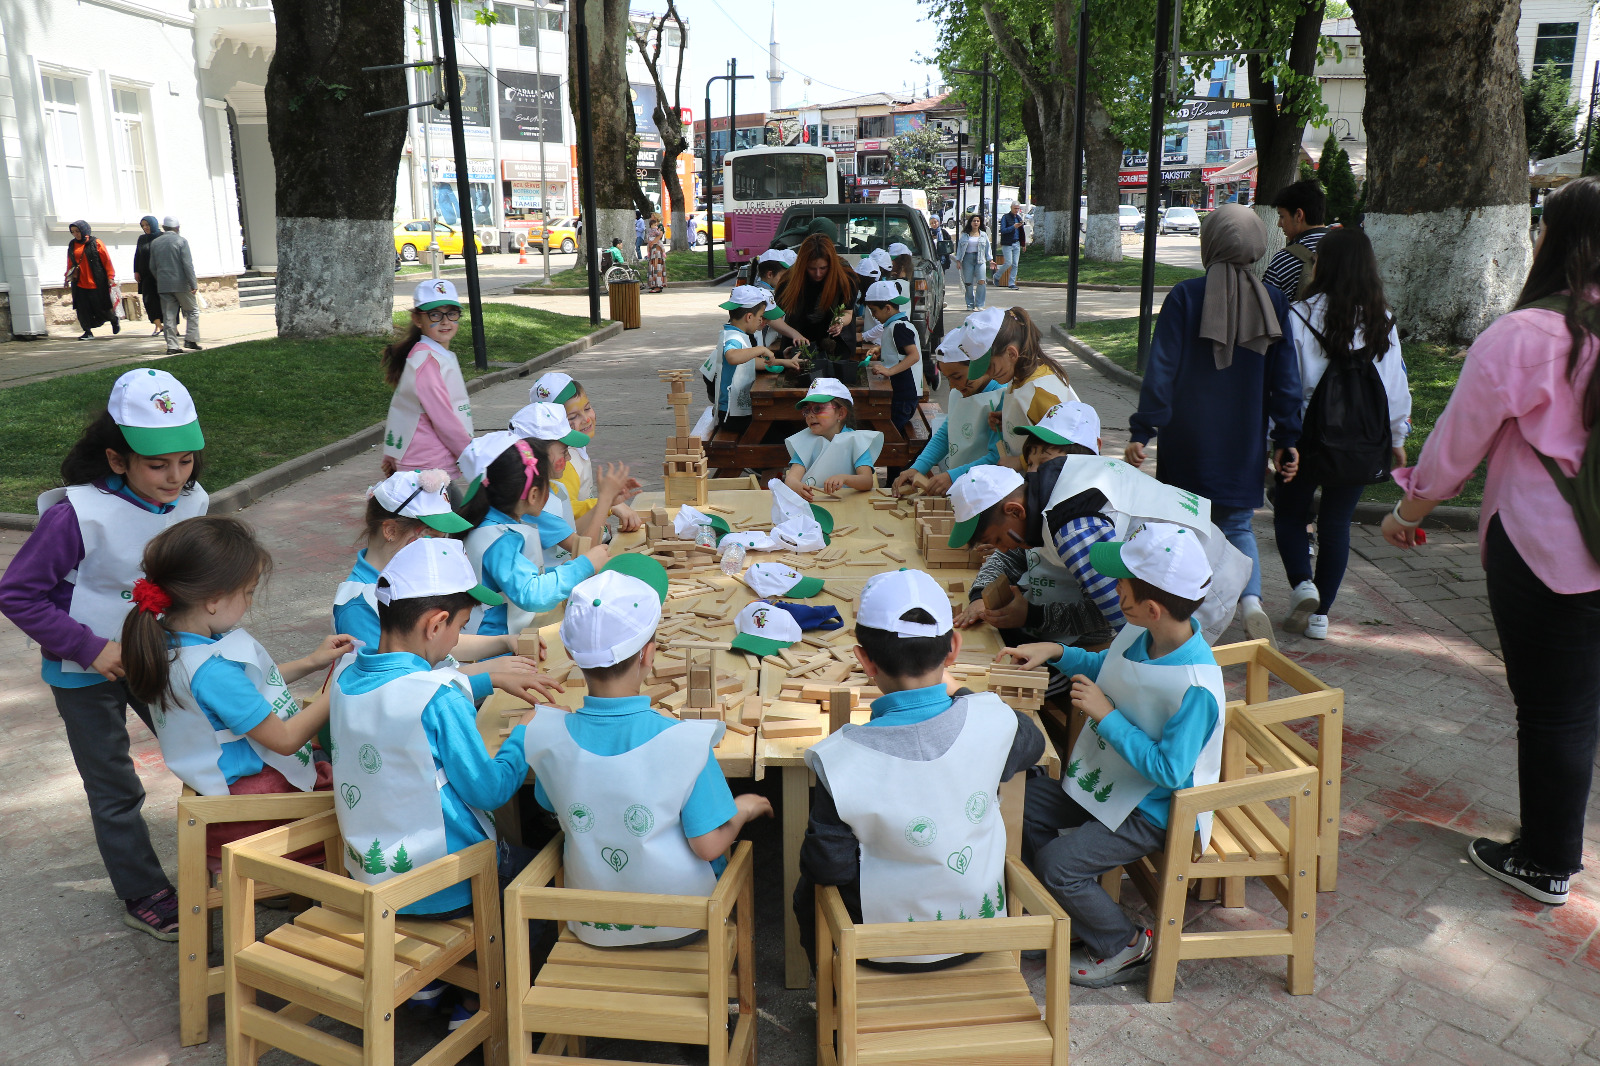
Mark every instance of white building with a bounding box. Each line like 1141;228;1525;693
1518;2;1600;104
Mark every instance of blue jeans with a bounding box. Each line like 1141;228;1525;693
1000;242;1022;285
960;253;987;309
1210;504;1263;601
1272;476;1365;614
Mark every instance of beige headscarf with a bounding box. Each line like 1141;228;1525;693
1197;204;1281;369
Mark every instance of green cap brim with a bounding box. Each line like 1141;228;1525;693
888;295;910;305
552;382;578;403
785;575;826;598
809;504;835;542
1013;425;1072;445
947;515;979;548
461;476;484;503
707;515;731;537
762;307;786;320
730;632;796;657
415;299;461;311
419;510;473;534
1087;541;1136;581
796;392;851;407
604;552;670;604
559;429;592;447
468;582;506;607
966;350;992;377
119;420;205;456
720;300;763;311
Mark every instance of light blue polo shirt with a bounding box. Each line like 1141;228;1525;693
172;631;272;784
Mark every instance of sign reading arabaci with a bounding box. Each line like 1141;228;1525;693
498;71;564;143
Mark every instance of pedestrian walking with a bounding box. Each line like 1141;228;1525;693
132;215;164;337
1381;175;1600;908
957;215;995;311
149;217;201;353
1124;203;1303;645
1262;179;1329;301
998;201;1027;289
634;211;647;260
646;215;667;293
65;220;122;339
1275;226;1411;640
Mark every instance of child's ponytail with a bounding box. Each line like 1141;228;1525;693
454;442;546;532
994;306;1071;386
380;323;424;387
121;516;274;708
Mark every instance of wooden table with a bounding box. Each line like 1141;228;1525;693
477;487;1057;989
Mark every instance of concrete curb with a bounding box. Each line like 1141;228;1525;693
1047;323;1482;534
512;269;737;296
0;321;624;532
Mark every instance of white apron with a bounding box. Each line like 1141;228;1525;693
524;708;723;946
723;358;758;418
1000;371;1079;458
383;337;473;460
543;484;576;565
807;695;1017;964
333;579;378;618
876;312;925;395
701;325;743;382
1017;547;1077;610
943;389;1002;471
1062;625;1225;849
784;429;884;489
157;629;318;796
464;521;543;635
37;483;210;675
331;662;492;884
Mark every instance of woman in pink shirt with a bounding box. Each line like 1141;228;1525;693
380;279;475;478
1382;177;1600;908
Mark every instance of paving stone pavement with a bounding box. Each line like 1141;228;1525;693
0;284;1596;1065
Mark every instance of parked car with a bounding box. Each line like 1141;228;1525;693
1118;205;1143;231
393;219;482;261
667;206;725;246
531;217;580;254
1160;206;1201;235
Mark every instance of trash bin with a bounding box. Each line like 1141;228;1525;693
606;266;641;329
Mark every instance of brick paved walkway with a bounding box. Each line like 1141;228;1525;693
0;289;1595;1065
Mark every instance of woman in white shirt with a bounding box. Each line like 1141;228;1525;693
1276;225;1412;639
957;215;995;311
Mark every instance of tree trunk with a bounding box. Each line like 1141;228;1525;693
1083;93;1124;263
1245;1;1324;272
570;0;636;265
1351;0;1529;340
267;0;407;337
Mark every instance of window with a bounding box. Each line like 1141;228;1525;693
1205;119;1230;164
666;28;681;48
862;154;889;177
858;115;890;139
41;74;90;214
1534;22;1580;80
730;151;831;201
828;123;856;142
111;87;151;212
1163;123;1187;160
1207;59;1234;98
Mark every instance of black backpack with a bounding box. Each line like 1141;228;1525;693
1294;309;1392;486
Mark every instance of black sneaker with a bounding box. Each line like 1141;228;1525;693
1468;838;1570;905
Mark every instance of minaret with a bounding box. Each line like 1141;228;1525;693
767;4;784;110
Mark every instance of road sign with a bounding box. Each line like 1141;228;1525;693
984;166;994;183
948;165;967;181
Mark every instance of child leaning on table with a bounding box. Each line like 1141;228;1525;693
863;279;924;440
1001;522;1226;989
795;569;1046;972
523;555;773;948
530;371;645;533
783;377;884;498
891;323;1005;498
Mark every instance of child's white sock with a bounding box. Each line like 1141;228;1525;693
1240;594;1262;612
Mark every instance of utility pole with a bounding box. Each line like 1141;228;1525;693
533;0;550;281
704;61;753;278
1135;0;1173;373
978;56;990;221
1066;0;1089;327
574;0;601;324
422;0;442;277
438;0;488;370
1584;59;1600;174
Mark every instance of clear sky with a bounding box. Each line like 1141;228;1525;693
631;0;945;117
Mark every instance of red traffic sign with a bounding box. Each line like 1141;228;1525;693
947;165;967;181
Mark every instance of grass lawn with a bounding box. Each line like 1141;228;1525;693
1015;245;1205;288
1063;316;1483;506
0;304;597;514
544;247;735;288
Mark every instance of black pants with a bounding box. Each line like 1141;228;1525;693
1485;515;1600;875
1272;475;1366;614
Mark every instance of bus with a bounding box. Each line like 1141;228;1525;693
721;144;839;263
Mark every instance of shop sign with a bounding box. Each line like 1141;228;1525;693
498;71;563;142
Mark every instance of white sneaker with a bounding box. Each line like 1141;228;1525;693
1283;580;1319;635
1305;614;1329;639
1240;599;1276;647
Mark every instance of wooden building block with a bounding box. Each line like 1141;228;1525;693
762;718;823;739
740;694;764;727
687;651;714;709
881;548;906;563
828;689;853;735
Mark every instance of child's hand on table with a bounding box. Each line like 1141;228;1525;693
922;471;952;496
1070;675;1114;722
790;483;816;502
822;475;851;495
953;601;987;629
994;642;1063;670
582;542;612;570
611;502;643;532
486;656;564;709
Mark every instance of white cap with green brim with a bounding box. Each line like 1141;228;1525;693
768;477;835;545
758;248;795;267
864;280;909;306
413;277;461;311
719;284;770;312
857;568;953;637
870;248;894;270
560;556;670;668
946;465;1025;547
530;372;577;405
377;537;502;606
887;242;914;258
457;430;524;503
370;469;471;533
729;600;804;656
673;504;730;539
795;377;853;407
107;368;205;455
744;561;825;598
853;257;883;279
510;401;591;447
936;324;969;363
959;306;1005;377
1013;400;1101;452
1088;521;1213;601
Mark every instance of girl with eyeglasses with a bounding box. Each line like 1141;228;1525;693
380;279;475;479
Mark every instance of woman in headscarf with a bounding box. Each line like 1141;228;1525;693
645;214;666;293
775;229;858;380
65;220;120;339
132;215;163;336
1123;203;1303;644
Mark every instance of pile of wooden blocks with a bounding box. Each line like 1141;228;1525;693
658;369;708;507
986;664;1049;713
916;515;986;569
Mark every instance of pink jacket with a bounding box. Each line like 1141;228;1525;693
399;353;473;476
1394;305;1600;594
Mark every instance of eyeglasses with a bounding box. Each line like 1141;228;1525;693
423;308;462;323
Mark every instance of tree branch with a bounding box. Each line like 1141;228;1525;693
980;0;1052;103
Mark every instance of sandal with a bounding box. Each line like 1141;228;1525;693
124;887;180;941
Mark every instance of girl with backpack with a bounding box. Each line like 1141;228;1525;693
1381;176;1600;909
1275;226;1412;639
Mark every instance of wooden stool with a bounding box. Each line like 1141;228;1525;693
814;856;1070;1066
221;810;506;1066
174;787;333;1046
504;835;757;1065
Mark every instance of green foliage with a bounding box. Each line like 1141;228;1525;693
887;126;953;198
286;75;352;112
471;2;500;26
389;844;413;873
1524;59;1582;162
363;838;387;875
1317;131;1361;225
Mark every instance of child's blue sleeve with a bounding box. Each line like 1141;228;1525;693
190;655;275;735
468;671;492;702
482;533;595;613
680;742;738;838
332;598;380;650
1048;645;1109;680
424;687;529;812
850;432;883;469
911;421;949;474
534;508;574;549
1095;686;1220;792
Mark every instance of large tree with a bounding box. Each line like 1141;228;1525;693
630;2;690;250
1351;0;1529;341
1078;6;1156;263
568;0;635;265
267;0;408;337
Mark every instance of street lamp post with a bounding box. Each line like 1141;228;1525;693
951;61;1000;230
1135;0;1173;373
1066;0;1090;327
704;63;754;279
574;0;601;325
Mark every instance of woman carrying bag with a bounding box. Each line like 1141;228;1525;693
1382;175;1600;908
66;220;121;339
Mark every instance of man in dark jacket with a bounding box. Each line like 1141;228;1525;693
997;203;1027;289
149;216;200;353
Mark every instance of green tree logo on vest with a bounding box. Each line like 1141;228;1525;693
390;844;413;873
965;791;990;823
340;783;361;809
979;892;996;918
601;847;629;872
292;745;311;766
947;846;972;874
904;816;938;847
362;838;388;875
567;803;595;833
385;430;403;449
623;804;655;837
152;706;166;731
358;744;382;774
346;842;362;869
1177;491;1201;517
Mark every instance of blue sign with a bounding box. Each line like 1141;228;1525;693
984;166;994;183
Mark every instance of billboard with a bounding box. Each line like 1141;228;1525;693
498;70;563;142
414;67;491;127
631;82;659;140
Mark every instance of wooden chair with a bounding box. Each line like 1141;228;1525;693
815;855;1071;1066
174;787;333;1046
221;809;506;1066
504;835;756;1065
1103;708;1318;1002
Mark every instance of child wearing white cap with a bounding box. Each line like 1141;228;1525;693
700;285;785;434
960;307;1080;467
783;378;884;496
0;367;209;940
380;279;475;479
863;280;925;441
527;373;646;538
524;555;772;947
510;401;638;563
454;432;610;637
891;322;1006;498
997;522;1226;989
886;242;915;282
796;568;1045;970
753;250;807;350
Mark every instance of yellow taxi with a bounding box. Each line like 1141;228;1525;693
662;209;724;246
393;219;483;261
532;217;581;253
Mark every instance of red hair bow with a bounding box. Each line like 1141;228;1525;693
130;578;172;616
